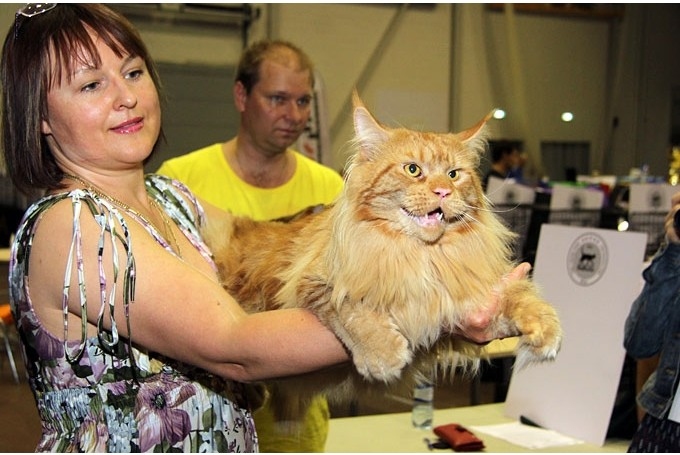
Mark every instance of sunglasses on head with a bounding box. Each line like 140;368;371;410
14;3;57;40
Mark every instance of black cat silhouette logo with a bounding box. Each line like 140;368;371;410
567;232;608;286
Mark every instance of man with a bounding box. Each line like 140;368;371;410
157;39;343;452
158;39;342;222
483;140;523;191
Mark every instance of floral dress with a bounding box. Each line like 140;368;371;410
9;174;258;452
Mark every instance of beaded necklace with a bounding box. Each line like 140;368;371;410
63;173;182;258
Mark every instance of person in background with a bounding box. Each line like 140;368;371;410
508;150;528;183
157;39;342;222
624;191;680;452
483;140;523;191
157;39;343;452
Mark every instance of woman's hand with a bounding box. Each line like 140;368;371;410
454;262;531;344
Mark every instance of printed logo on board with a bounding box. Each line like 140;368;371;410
567;232;608;286
647;188;664;210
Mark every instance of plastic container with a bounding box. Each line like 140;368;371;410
411;380;434;429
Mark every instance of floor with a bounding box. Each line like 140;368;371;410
0;334;500;452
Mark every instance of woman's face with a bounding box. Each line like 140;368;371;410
41;30;161;173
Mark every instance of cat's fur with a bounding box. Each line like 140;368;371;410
205;92;562;425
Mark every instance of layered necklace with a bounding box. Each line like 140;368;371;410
63;173;182;258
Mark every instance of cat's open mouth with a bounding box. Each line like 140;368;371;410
401;208;445;227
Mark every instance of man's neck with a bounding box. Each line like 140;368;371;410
223;138;295;188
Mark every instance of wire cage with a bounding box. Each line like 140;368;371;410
548;209;602;228
627;212;667;259
493;204;533;262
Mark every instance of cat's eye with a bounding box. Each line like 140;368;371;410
403;163;422;177
448;169;459;179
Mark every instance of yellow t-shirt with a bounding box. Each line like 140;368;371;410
157;143;344;452
157;143;344;221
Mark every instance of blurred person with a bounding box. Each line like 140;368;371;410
483;140;523;191
625;191;680;452
157;39;342;222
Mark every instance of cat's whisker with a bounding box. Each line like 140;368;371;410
491;204;522;214
480;195;523;214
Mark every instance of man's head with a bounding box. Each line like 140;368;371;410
234;40;315;155
235;39;314;93
490;140;522;171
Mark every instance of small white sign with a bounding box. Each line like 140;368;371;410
628;183;678;214
486;176;536;205
549;184;604;210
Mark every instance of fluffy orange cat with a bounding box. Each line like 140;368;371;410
205;92;562;425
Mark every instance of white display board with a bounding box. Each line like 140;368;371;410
504;224;647;446
549;184;604;210
628;182;678;214
486;176;536;205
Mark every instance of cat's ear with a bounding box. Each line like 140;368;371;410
456;110;494;154
457;110;494;142
352;91;389;158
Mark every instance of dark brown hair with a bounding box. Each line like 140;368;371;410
1;4;164;196
235;39;314;94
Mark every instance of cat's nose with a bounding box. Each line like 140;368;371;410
433;188;451;198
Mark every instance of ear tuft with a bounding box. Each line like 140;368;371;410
456;111;493;158
352;91;389;159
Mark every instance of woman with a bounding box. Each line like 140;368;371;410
625;191;680;452
2;4;526;452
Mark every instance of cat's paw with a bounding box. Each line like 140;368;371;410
513;308;563;370
351;330;412;383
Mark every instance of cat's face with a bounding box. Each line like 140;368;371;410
346;95;489;244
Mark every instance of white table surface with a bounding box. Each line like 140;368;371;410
325;402;630;453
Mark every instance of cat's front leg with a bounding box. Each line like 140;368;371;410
323;305;412;383
495;279;563;369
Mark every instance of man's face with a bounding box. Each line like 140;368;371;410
237;59;313;157
508;149;522;170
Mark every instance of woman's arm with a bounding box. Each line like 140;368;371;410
27;198;348;382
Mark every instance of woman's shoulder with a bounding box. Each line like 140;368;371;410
20;190;104;228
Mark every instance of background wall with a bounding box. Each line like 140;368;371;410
1;3;678;184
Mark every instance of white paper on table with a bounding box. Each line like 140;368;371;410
471;422;583;449
668;381;680;423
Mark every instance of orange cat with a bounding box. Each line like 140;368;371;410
205;92;562;425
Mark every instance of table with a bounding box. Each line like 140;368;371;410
480;337;519;358
325;402;630;452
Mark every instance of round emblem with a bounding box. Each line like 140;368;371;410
647;188;664;210
567;232;608;286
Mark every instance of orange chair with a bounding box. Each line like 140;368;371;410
0;303;19;383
